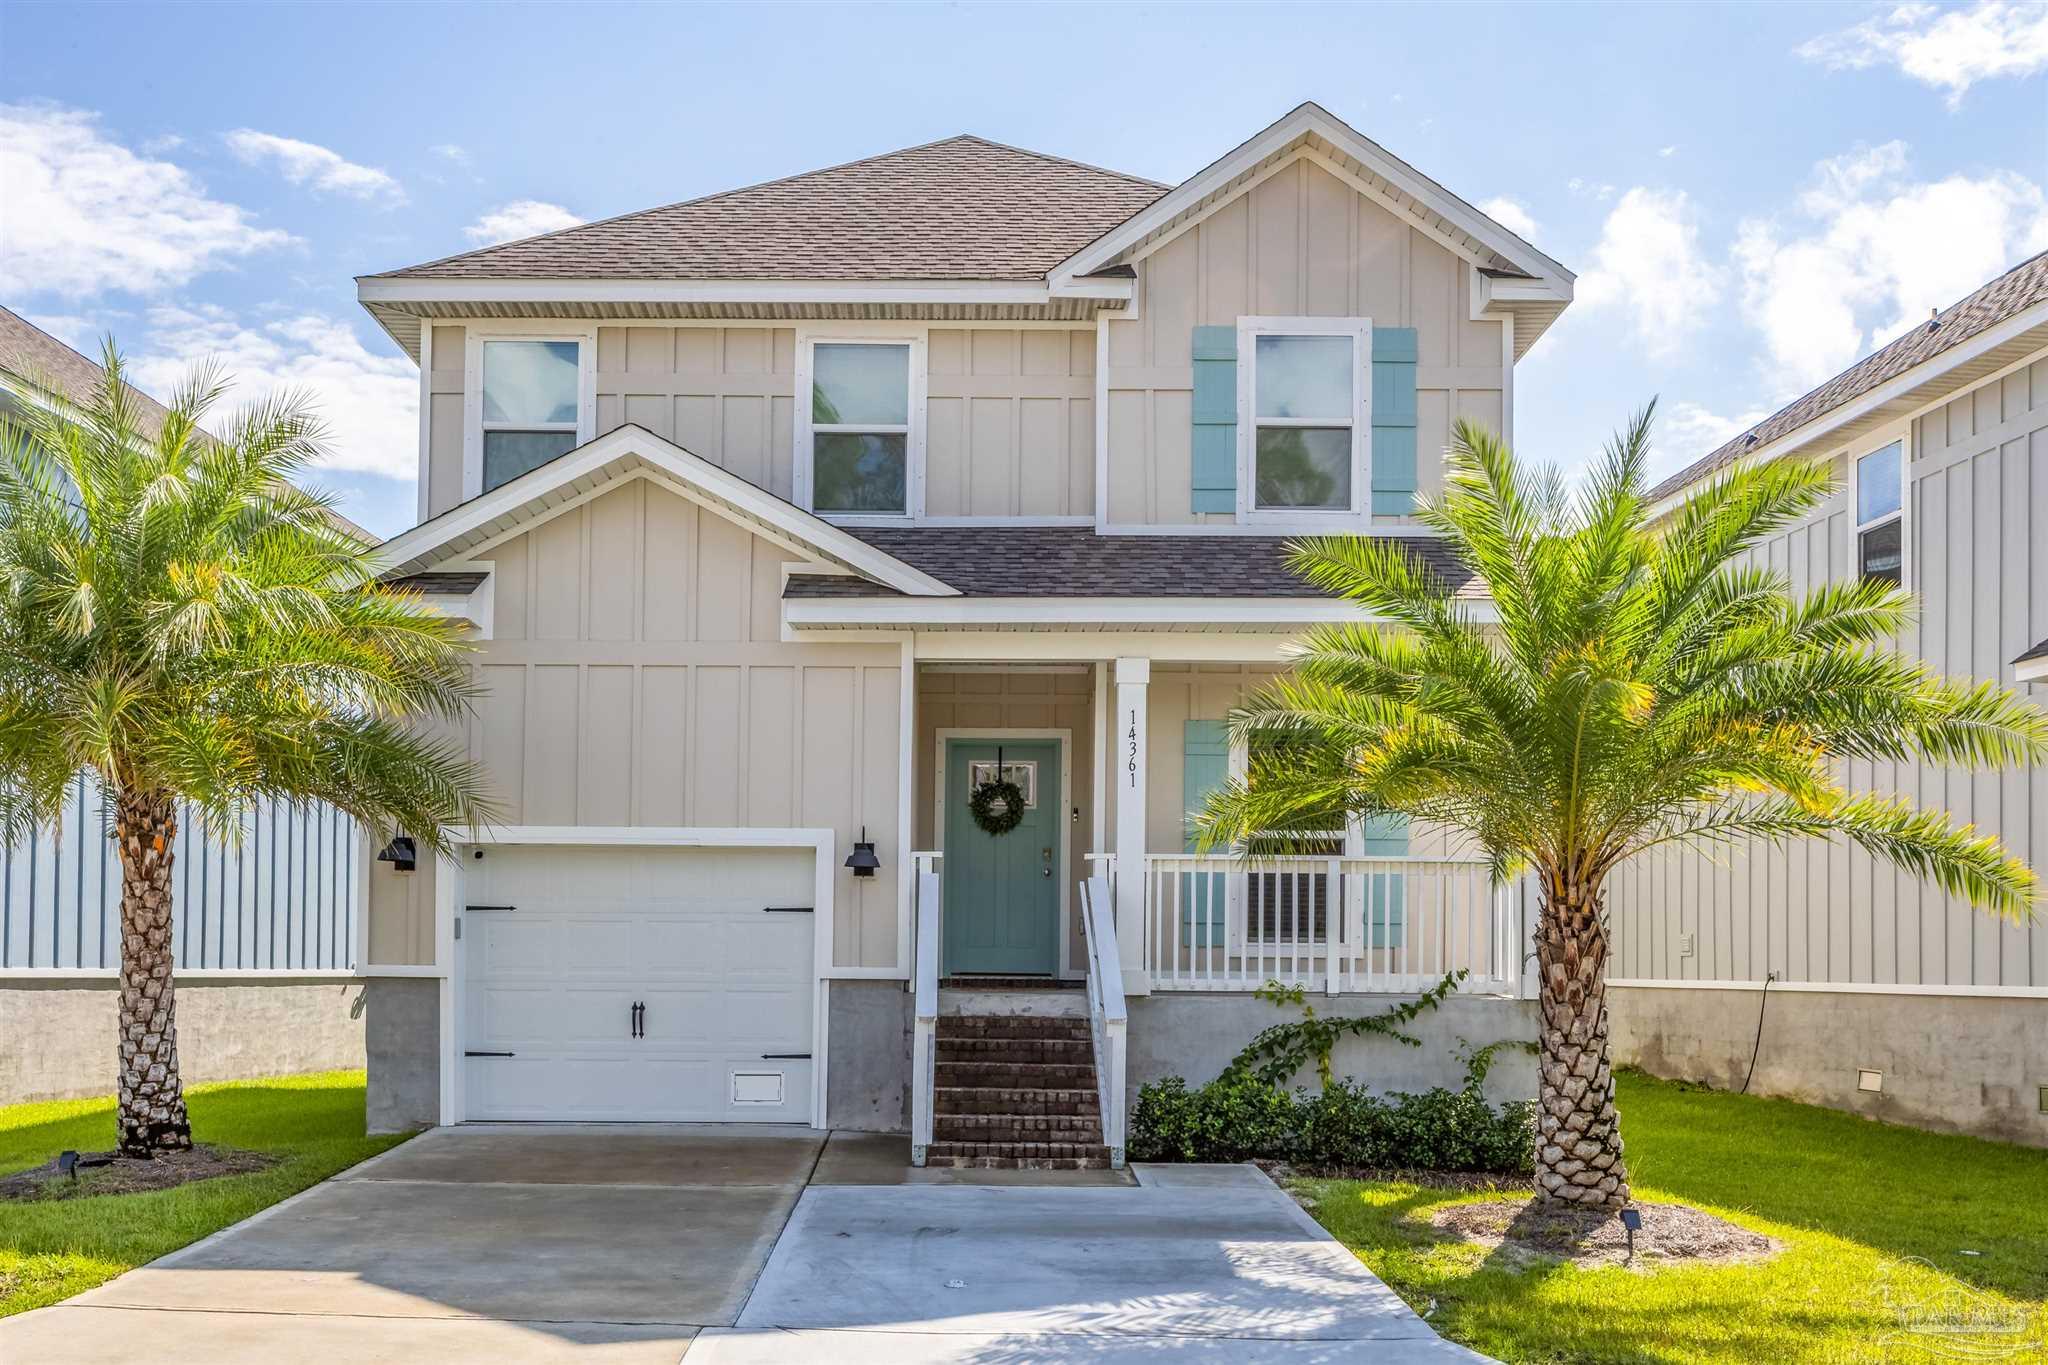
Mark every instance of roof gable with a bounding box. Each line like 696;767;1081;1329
371;424;958;596
369;136;1167;285
1051;103;1574;303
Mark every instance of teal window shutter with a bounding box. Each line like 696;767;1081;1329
1181;720;1231;947
1191;326;1237;514
1371;327;1419;516
1359;812;1409;949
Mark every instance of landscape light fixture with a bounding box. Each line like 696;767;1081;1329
1619;1206;1642;1263
377;835;418;873
845;826;881;878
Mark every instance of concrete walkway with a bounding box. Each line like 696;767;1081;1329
0;1128;1481;1363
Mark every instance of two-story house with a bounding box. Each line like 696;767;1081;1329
355;103;1572;1164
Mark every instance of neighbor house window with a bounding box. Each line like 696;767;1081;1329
810;342;910;515
1241;320;1368;515
481;340;581;491
1855;440;1904;587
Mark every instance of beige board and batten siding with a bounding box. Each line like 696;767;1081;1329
1609;352;2048;990
1104;155;1507;527
366;477;904;972
916;669;1096;971
425;323;1096;521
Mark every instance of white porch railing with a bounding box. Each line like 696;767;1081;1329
1141;854;1517;994
910;851;942;1167
1079;872;1127;1167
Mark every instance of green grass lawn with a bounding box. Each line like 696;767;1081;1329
1298;1070;2048;1363
0;1070;412;1319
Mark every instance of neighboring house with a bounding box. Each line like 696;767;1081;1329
354;102;1572;1158
0;307;367;1102
1607;253;2048;1147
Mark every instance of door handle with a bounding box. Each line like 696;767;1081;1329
630;1000;645;1039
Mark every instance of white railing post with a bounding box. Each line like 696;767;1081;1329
910;851;942;1166
1080;874;1128;1167
1325;856;1342;996
1112;658;1150;993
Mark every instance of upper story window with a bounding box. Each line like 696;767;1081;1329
481;340;582;492
1239;318;1369;518
808;341;912;516
1855;440;1904;587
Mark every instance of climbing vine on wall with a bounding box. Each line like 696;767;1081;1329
1226;969;1467;1089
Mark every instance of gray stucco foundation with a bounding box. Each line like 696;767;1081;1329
0;978;366;1104
365;976;441;1133
1611;984;2048;1148
826;979;911;1132
1124;991;1538;1107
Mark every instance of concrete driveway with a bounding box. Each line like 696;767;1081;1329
1;1128;1479;1363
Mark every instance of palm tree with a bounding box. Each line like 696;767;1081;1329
0;345;494;1157
1197;406;2045;1209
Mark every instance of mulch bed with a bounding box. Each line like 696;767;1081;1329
1429;1196;1781;1269
0;1144;277;1202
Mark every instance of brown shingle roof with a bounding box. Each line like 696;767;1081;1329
1648;251;2048;503
0;307;178;438
782;526;1477;599
371;136;1169;284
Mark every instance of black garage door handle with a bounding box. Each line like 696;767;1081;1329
760;1053;811;1060
465;1050;515;1058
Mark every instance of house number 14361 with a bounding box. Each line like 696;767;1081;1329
1126;713;1139;788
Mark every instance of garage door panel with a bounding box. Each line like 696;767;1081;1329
462;845;817;1123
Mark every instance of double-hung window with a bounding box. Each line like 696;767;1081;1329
808;341;912;516
480;339;582;492
1855;440;1904;587
1241;319;1369;516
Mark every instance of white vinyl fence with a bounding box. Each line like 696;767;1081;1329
1;774;358;972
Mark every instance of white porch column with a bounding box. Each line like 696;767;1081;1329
1113;656;1150;993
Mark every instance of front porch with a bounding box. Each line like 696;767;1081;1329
901;655;1535;1169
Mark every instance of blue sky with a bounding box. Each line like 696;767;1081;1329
4;0;2044;537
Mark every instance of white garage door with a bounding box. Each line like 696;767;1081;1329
460;844;816;1122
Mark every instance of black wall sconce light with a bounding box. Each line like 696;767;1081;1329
844;825;880;879
377;835;418;873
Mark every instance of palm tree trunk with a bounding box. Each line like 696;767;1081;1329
114;789;192;1156
1533;880;1628;1208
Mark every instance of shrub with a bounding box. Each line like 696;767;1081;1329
1129;1071;1534;1175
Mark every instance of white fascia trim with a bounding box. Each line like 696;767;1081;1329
2015;655;2048;683
1647;304;2048;518
1609;977;2048;1000
369;424;957;597
785;595;1498;628
357;276;1132;307
1050;103;1573;295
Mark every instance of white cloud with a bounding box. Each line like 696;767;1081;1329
1734;141;2048;394
1797;1;2048;107
1657;399;1771;474
128;305;417;481
430;143;469;164
0;102;290;298
1658;145;1679;159
1567;176;1617;201
1575;188;1723;359
1480;196;1540;240
224;129;404;202
464;200;583;246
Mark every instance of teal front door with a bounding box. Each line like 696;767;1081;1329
942;739;1061;976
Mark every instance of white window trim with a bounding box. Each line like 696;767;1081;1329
794;325;927;523
1224;738;1363;949
1236;315;1373;527
462;322;598;501
1852;430;1909;590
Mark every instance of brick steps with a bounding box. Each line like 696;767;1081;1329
930;1011;1107;1170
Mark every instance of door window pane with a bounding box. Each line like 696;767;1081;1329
1255;427;1351;510
1255;335;1352;419
1857;442;1902;524
812;344;909;425
482;341;580;425
813;432;907;514
484;430;579;490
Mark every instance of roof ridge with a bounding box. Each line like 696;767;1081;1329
1648;247;2048;501
366;133;1162;281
